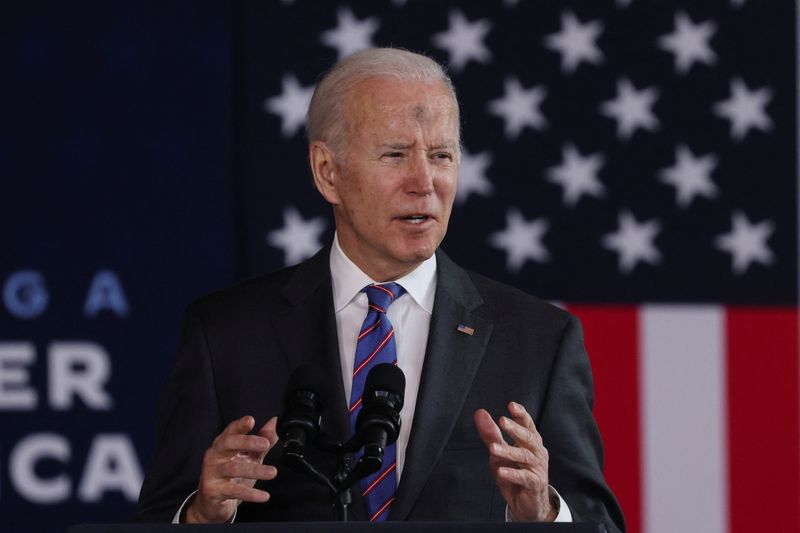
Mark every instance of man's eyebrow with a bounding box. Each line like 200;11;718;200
377;141;458;150
429;141;458;150
380;142;413;150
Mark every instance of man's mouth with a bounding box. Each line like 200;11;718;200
400;214;431;224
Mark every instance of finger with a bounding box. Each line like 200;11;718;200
215;461;277;481
488;441;542;468
474;409;505;448
496;466;547;491
214;480;271;503
214;433;272;455
486;444;547;478
499;415;544;453
221;416;256;437
508;401;536;432
256;416;279;448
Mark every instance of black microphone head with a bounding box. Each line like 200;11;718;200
354;363;405;448
285;363;330;409
363;363;405;410
277;363;329;446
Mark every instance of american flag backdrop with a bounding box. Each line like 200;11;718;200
235;1;799;533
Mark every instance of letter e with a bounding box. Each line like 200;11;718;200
0;342;37;409
48;342;112;410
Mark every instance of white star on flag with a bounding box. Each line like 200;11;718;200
320;8;380;60
658;11;717;75
264;74;315;138
544;10;605;74
658;144;719;208
713;78;773;142
715;211;775;275
488;77;548;139
456;148;494;205
489;208;550;272
266;206;327;266
545;143;605;207
600;78;660;140
602;210;662;273
432;10;492;72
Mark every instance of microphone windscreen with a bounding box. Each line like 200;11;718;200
286;363;330;409
363;363;405;408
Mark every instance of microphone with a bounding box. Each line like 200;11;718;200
341;363;405;485
277;363;329;464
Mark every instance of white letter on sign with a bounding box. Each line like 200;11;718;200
48;342;112;410
10;433;71;503
0;342;37;409
78;434;143;501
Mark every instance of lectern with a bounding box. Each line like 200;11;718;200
68;523;608;533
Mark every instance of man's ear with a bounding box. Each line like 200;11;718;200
310;140;341;205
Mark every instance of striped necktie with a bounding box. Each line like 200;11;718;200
349;282;405;522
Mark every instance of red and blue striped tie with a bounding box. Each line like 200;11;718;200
349;282;405;522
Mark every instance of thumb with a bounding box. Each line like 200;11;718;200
474;408;504;448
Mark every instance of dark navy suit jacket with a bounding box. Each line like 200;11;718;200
134;247;624;532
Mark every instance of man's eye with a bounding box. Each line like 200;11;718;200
383;152;403;158
433;152;454;161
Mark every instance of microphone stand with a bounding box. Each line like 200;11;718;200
284;435;367;522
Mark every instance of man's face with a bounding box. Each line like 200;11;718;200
314;77;460;281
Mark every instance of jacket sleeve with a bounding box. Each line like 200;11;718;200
133;305;224;522
539;314;626;533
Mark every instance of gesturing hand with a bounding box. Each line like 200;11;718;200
474;402;556;522
186;416;279;523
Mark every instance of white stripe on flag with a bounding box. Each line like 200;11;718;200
642;306;728;533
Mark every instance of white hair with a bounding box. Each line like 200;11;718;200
306;47;460;155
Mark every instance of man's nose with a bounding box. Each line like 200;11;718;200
405;153;434;195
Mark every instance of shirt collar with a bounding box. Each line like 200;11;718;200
330;232;437;314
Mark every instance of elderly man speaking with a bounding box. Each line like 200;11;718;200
135;48;624;532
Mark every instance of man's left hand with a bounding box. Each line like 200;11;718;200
474;402;556;522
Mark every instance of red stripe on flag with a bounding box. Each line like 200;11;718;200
727;307;800;533
568;305;641;533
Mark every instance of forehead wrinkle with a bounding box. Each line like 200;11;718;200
342;78;460;151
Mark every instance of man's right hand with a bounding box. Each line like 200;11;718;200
185;415;279;523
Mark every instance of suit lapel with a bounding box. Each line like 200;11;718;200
269;246;369;520
390;250;493;520
269;246;351;446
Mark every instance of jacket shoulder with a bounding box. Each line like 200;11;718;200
185;264;300;320
466;269;575;330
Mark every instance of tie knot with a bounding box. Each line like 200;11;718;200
363;283;405;313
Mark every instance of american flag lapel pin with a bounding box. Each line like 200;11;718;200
456;324;475;336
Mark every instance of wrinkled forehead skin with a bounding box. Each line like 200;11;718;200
341;77;461;152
